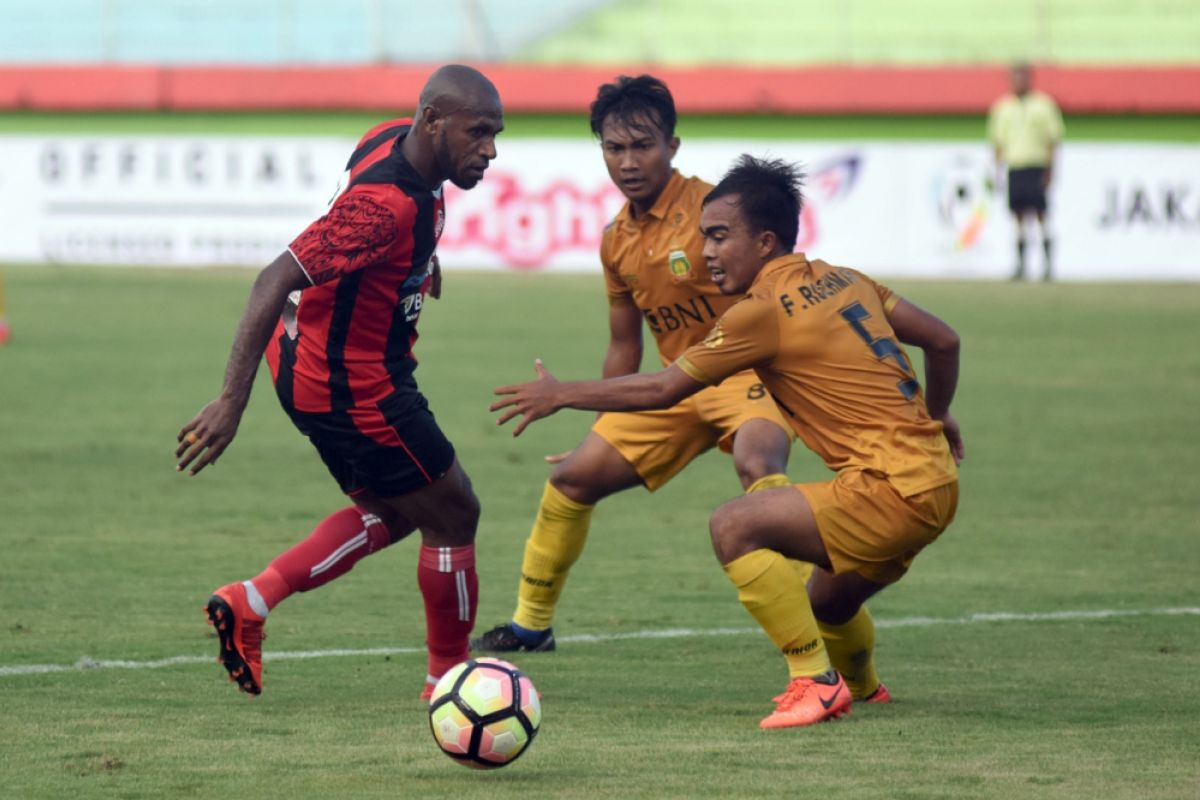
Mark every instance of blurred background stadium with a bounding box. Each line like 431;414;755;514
1;0;1198;280
4;0;1199;65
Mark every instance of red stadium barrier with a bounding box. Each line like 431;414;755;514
2;64;1198;114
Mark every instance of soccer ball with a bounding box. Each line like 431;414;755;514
428;657;541;769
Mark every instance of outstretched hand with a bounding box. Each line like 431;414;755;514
175;396;245;475
491;359;561;437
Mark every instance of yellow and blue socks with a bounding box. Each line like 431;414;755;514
510;481;594;644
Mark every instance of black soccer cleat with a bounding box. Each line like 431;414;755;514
470;622;556;653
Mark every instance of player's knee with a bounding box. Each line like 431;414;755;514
435;469;481;537
732;427;790;486
809;585;860;625
809;591;845;623
454;486;482;535
735;454;779;487
549;463;604;505
709;502;751;564
373;507;414;545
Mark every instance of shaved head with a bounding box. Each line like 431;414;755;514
403;64;504;191
418;64;501;120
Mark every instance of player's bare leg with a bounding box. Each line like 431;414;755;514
473;433;642;653
709;489;851;728
550;432;645;505
730;418;791;491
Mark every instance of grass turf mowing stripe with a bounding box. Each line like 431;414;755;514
2;606;1196;678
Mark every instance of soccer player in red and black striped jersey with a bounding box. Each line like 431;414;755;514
175;65;503;700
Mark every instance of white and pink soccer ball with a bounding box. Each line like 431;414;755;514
428;657;541;769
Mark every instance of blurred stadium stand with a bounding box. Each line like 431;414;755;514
3;0;1197;65
1;1;1197;113
529;0;1200;66
0;0;609;64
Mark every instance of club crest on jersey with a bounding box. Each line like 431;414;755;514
668;249;693;281
434;206;446;239
703;322;725;349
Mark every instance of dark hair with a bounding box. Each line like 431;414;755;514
589;74;677;139
703;155;805;252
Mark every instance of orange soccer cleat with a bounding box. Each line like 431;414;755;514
859;682;892;704
419;680;437;702
760;671;852;729
205;583;266;696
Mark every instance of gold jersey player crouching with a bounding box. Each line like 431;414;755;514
472;75;793;654
492;156;964;730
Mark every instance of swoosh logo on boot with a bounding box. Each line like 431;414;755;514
819;686;845;710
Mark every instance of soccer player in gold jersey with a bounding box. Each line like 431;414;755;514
492;155;964;729
472;76;794;654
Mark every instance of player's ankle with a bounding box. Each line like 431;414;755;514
510;621;551;647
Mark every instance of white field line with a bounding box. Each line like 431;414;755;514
2;606;1197;679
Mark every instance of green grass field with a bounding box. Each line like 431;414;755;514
1;265;1198;799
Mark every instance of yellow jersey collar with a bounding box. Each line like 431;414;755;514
752;252;811;288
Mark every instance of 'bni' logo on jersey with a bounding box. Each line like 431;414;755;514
402;292;423;322
667;249;692;281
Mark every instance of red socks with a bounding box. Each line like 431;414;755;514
244;506;477;684
418;544;478;681
252;507;392;609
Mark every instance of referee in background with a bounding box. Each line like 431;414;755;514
988;62;1064;281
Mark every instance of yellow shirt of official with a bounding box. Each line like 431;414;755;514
987;90;1064;169
676;254;958;497
602;170;739;365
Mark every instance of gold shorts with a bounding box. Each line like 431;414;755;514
592;369;792;491
796;469;959;585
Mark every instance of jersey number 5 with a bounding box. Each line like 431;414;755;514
839;302;920;400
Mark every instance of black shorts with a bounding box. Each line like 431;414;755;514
1007;167;1048;214
280;377;456;499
